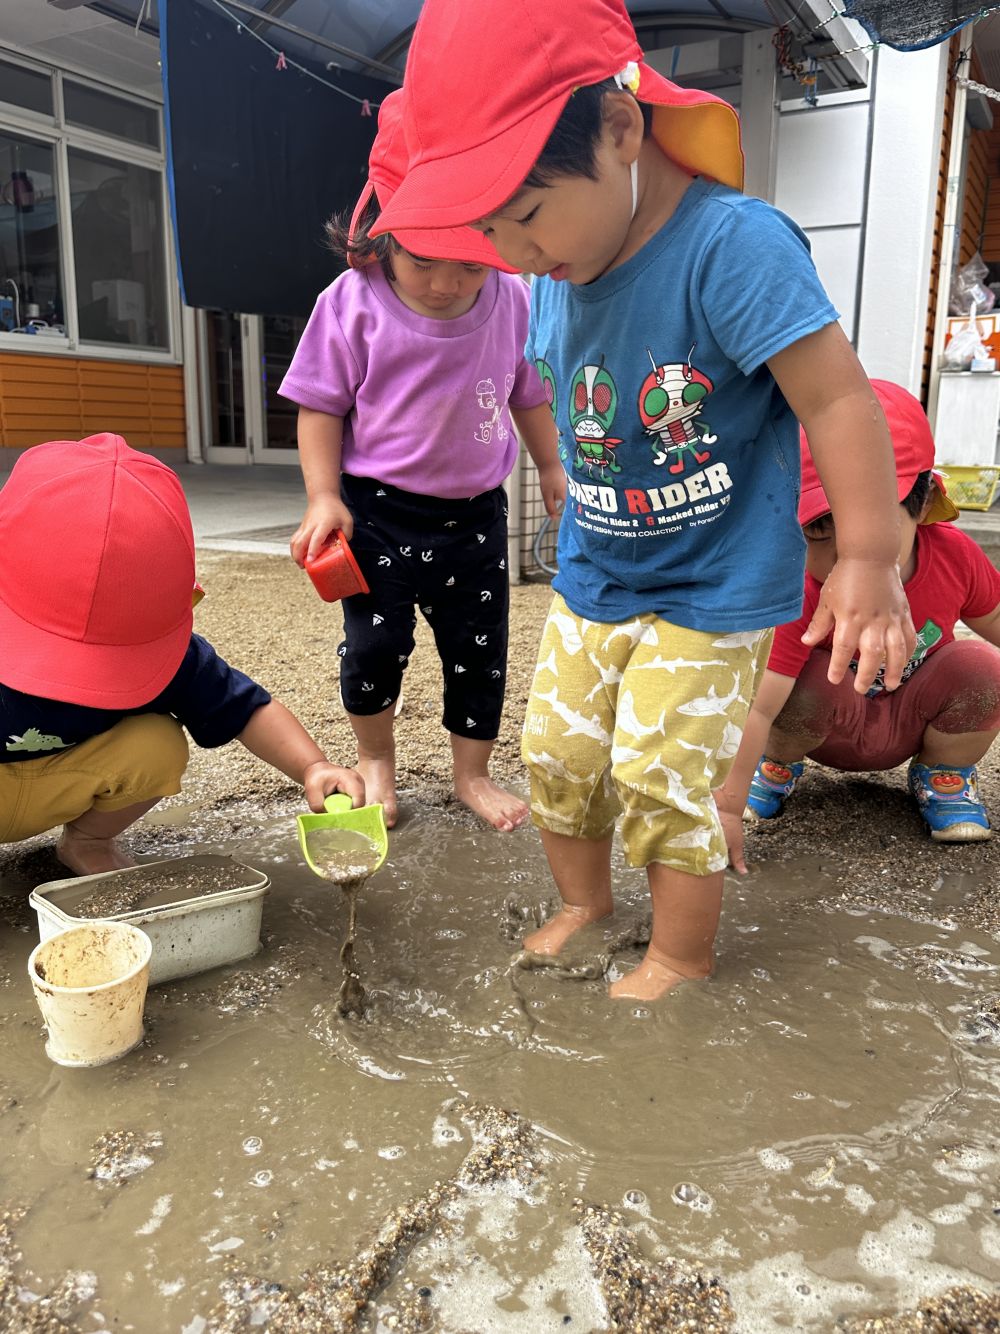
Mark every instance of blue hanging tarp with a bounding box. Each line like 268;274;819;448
160;0;391;315
841;2;1000;52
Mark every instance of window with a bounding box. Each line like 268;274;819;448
64;80;159;150
0;56;172;357
68;148;168;348
0;133;64;334
0;59;53;117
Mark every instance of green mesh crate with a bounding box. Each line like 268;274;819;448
940;464;1000;511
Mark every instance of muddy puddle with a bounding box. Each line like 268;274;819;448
2;803;1000;1331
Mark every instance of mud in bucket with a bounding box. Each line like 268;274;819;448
28;922;152;1067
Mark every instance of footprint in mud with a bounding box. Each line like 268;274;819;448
499;891;555;943
87;1129;162;1184
963;993;1000;1043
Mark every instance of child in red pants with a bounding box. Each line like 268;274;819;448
716;380;1000;866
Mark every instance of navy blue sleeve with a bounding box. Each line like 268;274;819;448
153;635;271;749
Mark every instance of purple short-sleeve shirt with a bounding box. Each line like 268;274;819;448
279;265;546;499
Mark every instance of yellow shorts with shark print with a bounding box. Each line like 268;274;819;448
0;714;188;843
522;594;772;876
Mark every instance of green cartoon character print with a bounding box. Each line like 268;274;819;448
637;346;717;474
535;357;568;463
569;357;622;477
6;727;71;754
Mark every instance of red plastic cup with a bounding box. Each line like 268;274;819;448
304;532;370;602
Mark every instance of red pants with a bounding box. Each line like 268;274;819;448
775;640;1000;771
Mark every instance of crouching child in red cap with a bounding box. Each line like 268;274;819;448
0;433;364;876
715;381;1000;869
374;0;916;1000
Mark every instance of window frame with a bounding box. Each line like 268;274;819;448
0;45;180;364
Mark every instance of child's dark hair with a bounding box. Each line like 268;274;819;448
902;469;934;519
523;78;653;188
804;470;935;537
325;191;397;280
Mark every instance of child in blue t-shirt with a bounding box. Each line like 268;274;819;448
374;0;915;1001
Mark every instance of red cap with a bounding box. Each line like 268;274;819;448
371;0;743;238
350;89;516;272
0;433;196;708
798;379;959;528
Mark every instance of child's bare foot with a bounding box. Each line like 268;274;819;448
523;904;612;955
453;774;529;832
608;955;711;1001
57;828;135;877
357;754;398;828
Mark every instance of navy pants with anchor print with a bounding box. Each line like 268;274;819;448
338;473;510;741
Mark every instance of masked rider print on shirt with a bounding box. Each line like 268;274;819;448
638;346;717;474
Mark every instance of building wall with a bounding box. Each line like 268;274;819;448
774;89;871;345
0;351;185;448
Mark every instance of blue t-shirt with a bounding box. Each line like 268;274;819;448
527;178;839;631
1;634;270;764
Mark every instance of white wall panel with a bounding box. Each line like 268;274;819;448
774;102;870;229
801;227;863;344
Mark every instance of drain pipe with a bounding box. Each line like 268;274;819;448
181;304;204;465
504;441;523;584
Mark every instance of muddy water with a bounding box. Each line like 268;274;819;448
302;827;382;1019
2;806;1000;1330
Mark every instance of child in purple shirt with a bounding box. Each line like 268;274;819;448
281;91;563;832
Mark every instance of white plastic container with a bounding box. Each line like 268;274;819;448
28;922;152;1067
30;855;269;986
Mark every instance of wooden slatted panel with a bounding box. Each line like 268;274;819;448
0;353;186;449
923;36;960;402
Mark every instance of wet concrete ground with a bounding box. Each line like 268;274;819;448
2;545;999;1329
2;796;1000;1332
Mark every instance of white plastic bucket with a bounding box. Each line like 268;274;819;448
28;923;152;1067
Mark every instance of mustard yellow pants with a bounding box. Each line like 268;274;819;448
0;714;189;843
522;594;772;875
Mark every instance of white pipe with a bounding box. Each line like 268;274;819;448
181;304;204;464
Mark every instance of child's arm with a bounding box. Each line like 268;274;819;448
767;325;916;693
238;699;365;812
964;601;1000;648
290;407;356;564
713;669;796;874
511;403;566;518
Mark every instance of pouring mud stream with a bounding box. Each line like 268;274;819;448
296;793;389;1016
302;827;381;1017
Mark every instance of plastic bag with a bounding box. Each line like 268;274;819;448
943;301;990;369
949;252;995;316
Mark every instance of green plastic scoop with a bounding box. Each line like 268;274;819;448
296;792;388;881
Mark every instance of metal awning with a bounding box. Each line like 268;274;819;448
57;0;874;91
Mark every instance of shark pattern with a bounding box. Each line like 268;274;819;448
675;671;744;718
534;687;612;744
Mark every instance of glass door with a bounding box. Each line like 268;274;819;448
253;312;307;464
201;309;249;463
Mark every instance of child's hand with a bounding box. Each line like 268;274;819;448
302;761;366;812
802;558;916;693
538;462;567;519
290;494;354;566
713;787;748;875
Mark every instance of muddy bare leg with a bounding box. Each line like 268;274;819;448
917;724;999;768
348;702;398;828
523;829;614;954
57;799;162;876
609;865;722;1000
452;734;528;832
